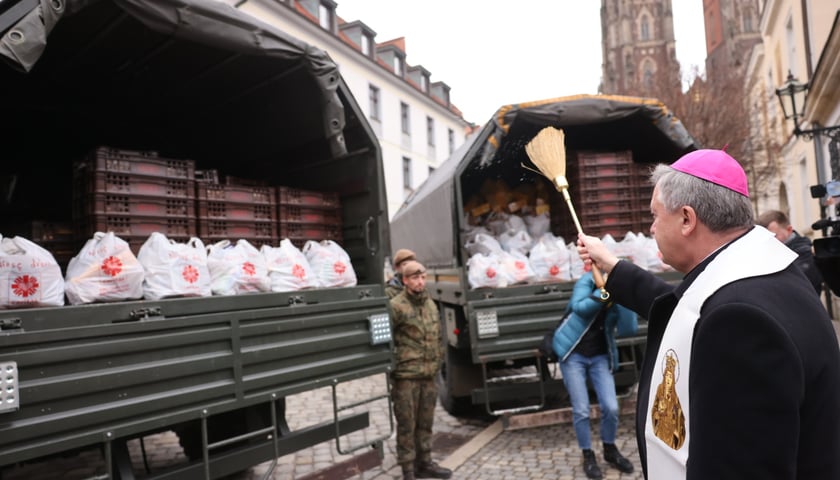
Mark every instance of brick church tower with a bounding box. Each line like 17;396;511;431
703;0;762;81
600;0;680;95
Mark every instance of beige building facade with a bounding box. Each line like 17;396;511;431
756;1;840;233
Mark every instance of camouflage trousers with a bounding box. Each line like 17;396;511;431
391;377;438;468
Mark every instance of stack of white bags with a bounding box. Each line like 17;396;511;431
465;212;671;289
0;231;359;308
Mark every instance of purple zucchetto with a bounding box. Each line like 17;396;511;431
670;149;749;197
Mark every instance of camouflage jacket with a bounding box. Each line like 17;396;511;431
389;288;442;379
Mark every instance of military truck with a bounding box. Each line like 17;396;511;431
0;0;392;478
390;95;695;416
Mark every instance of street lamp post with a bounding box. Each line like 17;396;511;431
775;71;840;180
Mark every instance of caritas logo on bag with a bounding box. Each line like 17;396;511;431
1;236;65;308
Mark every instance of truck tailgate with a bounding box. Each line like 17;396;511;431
0;287;391;466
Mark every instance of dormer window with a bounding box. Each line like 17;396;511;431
420;74;429;92
361;34;372;56
318;2;334;31
394;56;404;77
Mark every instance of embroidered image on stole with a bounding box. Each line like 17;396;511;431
651;349;686;449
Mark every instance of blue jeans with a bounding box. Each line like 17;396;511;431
558;352;619;449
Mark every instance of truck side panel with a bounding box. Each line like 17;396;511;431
0;288;391;466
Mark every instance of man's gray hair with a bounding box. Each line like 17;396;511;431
651;164;754;232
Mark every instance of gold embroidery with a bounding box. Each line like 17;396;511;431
651;350;686;450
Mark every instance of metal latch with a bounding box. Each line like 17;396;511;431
287;295;305;305
125;307;163;322
0;318;21;331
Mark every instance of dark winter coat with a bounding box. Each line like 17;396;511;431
785;231;823;293
607;234;840;479
389;288;442;379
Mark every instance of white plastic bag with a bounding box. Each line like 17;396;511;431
524;212;551;239
64;232;145;305
499;229;533;255
262;239;318;292
137;233;211;300
498;250;536;285
206;239;271;296
529;233;572;282
465;232;503;257
0;235;64;308
303;240;357;288
467;252;505;289
567;240;586;280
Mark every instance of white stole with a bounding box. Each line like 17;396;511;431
644;227;797;480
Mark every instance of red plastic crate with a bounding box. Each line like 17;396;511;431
278;223;343;243
579;199;635;215
84;147;195;179
196;183;275;205
579;211;635;226
197;200;276;222
578;187;634;203
574;175;634;190
78;215;197;239
277;186;340;209
571;163;632;178
198;219;277;241
75;171;195;199
574;150;633;167
77;193;195;218
277;205;341;225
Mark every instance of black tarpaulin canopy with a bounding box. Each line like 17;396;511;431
0;0;347;164
390;94;699;268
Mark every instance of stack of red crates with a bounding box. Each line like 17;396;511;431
550;150;652;239
196;178;278;249
72;147;197;253
277;186;342;248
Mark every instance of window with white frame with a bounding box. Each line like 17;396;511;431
448;128;455;154
318;2;333;31
394;56;404;77
403;157;412;192
400;102;410;134
361;34;372;56
369;84;381;120
426;116;435;146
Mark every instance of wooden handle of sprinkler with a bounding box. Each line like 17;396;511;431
560;189;610;300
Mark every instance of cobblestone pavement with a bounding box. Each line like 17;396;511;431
3;366;643;480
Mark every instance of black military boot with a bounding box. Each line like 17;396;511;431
603;442;634;473
582;448;603;479
415;460;452;479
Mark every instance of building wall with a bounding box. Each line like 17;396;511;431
758;0;840;233
224;0;471;220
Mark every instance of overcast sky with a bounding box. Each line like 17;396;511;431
336;1;707;124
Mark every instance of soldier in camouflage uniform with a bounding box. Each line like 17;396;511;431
390;260;452;480
386;248;416;299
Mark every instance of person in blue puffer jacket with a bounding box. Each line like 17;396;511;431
553;270;638;479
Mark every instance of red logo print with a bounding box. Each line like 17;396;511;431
182;265;200;284
242;262;256;276
292;264;306;279
549;265;560;276
333;261;346;275
101;256;123;277
514;260;526;270
486;267;496;279
12;275;39;298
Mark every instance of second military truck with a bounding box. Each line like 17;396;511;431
390;95;695;416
